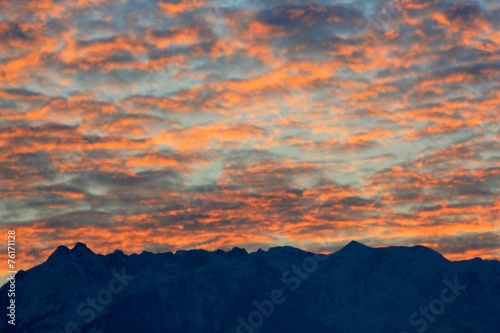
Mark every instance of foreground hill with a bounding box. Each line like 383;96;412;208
1;241;499;333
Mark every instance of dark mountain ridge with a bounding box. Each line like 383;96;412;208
1;241;499;333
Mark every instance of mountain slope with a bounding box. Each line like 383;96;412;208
1;241;499;333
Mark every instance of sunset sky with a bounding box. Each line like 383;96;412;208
1;0;499;275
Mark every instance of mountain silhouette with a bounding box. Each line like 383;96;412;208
1;242;499;333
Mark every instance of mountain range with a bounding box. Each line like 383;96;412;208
1;241;499;333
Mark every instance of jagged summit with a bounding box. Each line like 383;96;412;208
49;244;70;259
227;246;248;257
73;241;89;250
344;240;371;249
71;241;94;254
48;242;95;261
336;240;373;255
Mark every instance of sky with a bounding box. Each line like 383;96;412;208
0;0;499;275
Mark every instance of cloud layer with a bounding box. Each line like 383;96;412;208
1;0;499;272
